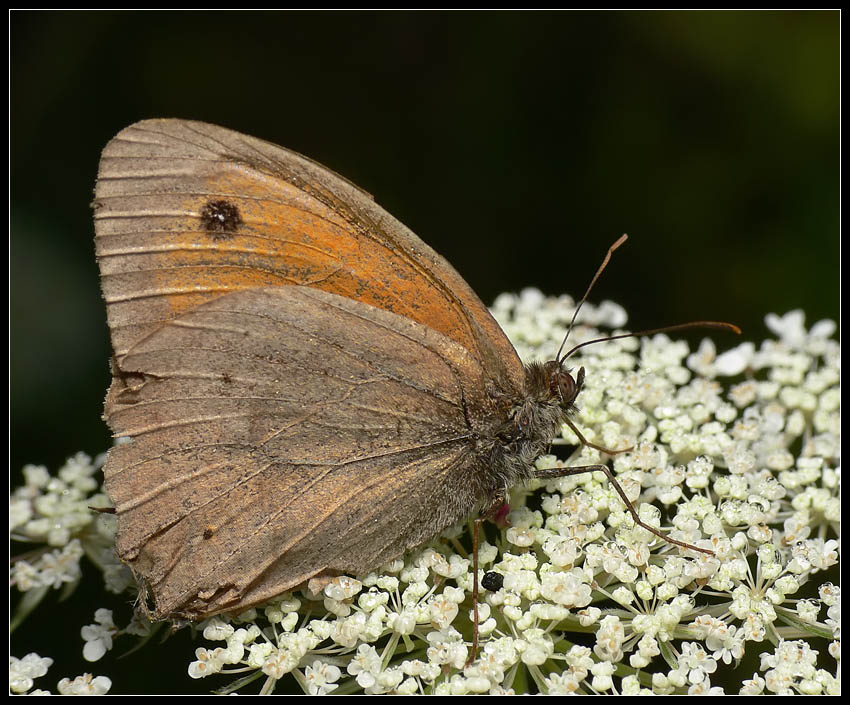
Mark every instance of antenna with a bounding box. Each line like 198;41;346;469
556;234;628;362
561;321;742;362
555;235;741;364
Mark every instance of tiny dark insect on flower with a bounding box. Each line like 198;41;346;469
481;571;504;592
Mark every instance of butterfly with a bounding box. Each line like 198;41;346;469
94;120;725;628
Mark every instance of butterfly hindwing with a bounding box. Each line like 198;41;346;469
104;285;501;619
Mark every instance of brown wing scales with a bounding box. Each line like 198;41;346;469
104;286;500;619
94;119;522;392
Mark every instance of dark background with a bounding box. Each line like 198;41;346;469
10;10;839;694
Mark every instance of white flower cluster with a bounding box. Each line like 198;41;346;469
10;453;125;694
9;652;112;695
10;452;132;597
9;653;53;694
9;293;839;694
11;453;102;545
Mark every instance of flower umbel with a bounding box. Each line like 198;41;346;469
10;295;839;693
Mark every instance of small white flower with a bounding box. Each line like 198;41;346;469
544;669;583;694
9;653;53;694
517;628;554;665
58;452;100;491
429;593;459;630
612;585;635;605
764;310;808;349
541;534;580;566
577;606;602;626
48;539;86;585
630;633;661;669
594;615;625;662
262;646;300;680
200;616;233;641
303;659;341;695
505;525;536;547
370;664;405;694
677;642;718;684
590;659;615;691
539;568;592;607
432;553;469;579
188;646;225;679
9;497;32;531
245;642;274;670
81;608;117;662
687;338;717;377
56;673;112;695
330;611;367;647
324;575;363;601
389;604;418;636
713;342;755;376
740;672;766;694
426;627;467;669
22;464;51;490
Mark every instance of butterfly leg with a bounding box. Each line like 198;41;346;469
466;494;508;667
532;462;714;556
564;416;634;455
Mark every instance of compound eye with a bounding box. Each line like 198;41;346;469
557;372;577;404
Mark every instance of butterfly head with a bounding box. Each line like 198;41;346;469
517;359;584;424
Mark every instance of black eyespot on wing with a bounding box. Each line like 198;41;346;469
200;199;243;239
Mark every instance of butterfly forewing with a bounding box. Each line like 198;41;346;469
94;119;523;391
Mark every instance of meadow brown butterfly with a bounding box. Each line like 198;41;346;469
93;120;734;627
